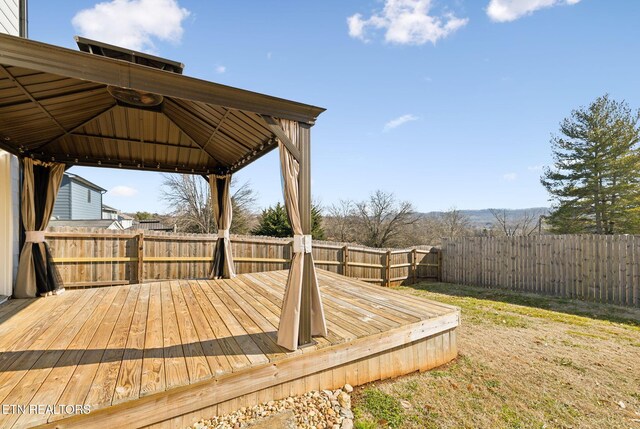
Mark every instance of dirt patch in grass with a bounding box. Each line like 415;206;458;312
351;283;640;428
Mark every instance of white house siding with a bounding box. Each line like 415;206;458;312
0;0;20;295
0;0;18;36
0;152;19;296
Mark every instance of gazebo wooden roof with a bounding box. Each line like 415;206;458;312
0;33;325;175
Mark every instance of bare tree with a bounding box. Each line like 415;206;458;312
437;207;472;238
325;199;359;242
355;190;418;248
161;174;256;234
489;209;542;237
231;181;258;234
162;174;212;233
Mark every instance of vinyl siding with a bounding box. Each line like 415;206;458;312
0;151;19;296
52;175;72;220
0;0;20;294
70;180;102;220
0;0;18;36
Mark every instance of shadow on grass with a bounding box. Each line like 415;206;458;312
406;281;640;329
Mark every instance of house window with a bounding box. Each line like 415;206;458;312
87;189;91;203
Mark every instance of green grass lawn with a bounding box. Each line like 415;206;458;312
351;283;640;429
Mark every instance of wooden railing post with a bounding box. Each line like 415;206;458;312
385;250;391;287
412;248;417;284
137;231;144;283
342;245;349;277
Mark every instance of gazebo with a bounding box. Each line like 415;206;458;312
0;34;459;429
0;33;325;351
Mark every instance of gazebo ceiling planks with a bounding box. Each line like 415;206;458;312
0;34;325;175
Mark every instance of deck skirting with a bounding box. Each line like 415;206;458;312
142;328;458;429
40;319;458;429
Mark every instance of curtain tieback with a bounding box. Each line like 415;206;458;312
25;231;46;243
217;229;230;239
293;234;312;253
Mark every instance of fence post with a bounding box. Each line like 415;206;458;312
412;248;417;284
385;250;391;287
437;248;443;282
342;245;349;277
137;231;144;283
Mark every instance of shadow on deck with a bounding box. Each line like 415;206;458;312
0;270;459;429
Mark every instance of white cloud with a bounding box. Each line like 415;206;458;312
72;0;190;53
503;172;518;181
109;185;138;197
215;65;226;74
486;0;581;23
347;0;468;45
384;114;418;131
527;164;544;171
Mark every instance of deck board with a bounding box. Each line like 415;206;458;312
0;270;459;429
84;284;140;411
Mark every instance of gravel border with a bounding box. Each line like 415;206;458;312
187;384;354;429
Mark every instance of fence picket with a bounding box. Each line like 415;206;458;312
434;234;638;308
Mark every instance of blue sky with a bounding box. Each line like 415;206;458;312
29;0;640;213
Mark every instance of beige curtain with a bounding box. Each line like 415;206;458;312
209;174;236;279
15;158;65;298
276;119;327;351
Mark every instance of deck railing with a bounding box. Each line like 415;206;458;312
45;227;440;288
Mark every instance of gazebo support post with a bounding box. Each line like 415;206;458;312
298;122;312;346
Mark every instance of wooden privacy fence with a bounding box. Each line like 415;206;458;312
441;235;640;307
45;228;441;288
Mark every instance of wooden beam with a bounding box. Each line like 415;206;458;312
202;108;230;152
261;116;301;162
386;250;392;287
298;122;312;346
137;232;145;283
27;153;214;176
0;64;67;134
228;137;277;174
343;245;349;276
45;232;137;239
412;248;417;284
64;133;200;150
32;104;117;151
165;98;252;151
51;257;138;263
347;262;385;269
161;106;225;167
64;280;130;288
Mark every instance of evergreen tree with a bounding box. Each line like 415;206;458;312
252;202;325;239
541;95;640;234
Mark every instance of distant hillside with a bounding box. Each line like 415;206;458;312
419;207;550;228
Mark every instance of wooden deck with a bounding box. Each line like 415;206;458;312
0;270;459;429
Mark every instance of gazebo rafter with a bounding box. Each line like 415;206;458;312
32;104;117;151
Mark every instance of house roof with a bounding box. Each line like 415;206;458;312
66;172;107;192
0;34;325;175
133;219;174;231
101;204;118;212
49;219;123;229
